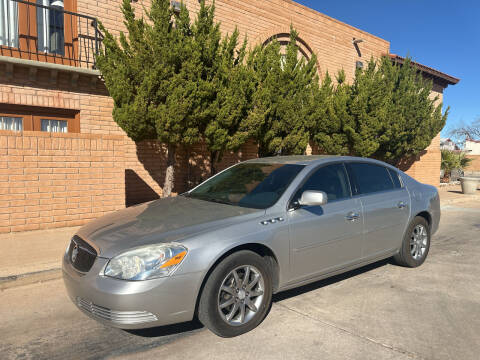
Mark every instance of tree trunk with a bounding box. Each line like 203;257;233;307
163;143;176;198
210;151;219;177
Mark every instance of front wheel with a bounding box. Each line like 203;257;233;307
197;250;273;337
394;216;431;267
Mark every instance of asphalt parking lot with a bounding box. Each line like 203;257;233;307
1;201;479;360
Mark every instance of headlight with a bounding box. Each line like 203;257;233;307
104;244;187;280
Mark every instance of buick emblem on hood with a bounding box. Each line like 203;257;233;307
71;244;79;263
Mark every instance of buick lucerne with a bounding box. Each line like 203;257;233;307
63;156;440;337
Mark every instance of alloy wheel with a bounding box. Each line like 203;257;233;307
410;224;428;260
217;265;265;326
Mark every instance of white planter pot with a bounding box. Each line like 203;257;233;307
460;177;479;195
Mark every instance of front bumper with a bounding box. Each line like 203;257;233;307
62;254;203;329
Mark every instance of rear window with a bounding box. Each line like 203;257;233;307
388;168;403;189
347;162;394;195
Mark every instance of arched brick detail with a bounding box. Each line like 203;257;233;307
252;26;322;77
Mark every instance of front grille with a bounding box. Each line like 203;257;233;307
76;297;158;324
68;235;97;272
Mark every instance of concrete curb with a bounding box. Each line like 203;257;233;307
0;268;62;291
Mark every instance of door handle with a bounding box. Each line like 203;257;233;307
397;201;407;209
345;212;360;221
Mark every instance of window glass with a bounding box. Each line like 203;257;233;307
0;0;19;47
292;163;350;204
41;119;67;133
0;116;23;131
348;163;394;195
37;0;65;55
388;168;402;189
186;163;305;209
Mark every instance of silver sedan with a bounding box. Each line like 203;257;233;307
63;155;440;337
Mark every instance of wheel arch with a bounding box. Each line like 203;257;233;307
415;210;432;227
193;242;280;318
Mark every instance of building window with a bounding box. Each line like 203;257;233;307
41;118;67;132
0;104;79;132
0;0;19;47
0;116;23;131
171;1;181;14
37;0;65;55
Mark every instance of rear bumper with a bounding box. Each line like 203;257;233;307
62;255;203;329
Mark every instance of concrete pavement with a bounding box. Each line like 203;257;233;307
0;226;78;289
0;226;78;278
1;200;479;359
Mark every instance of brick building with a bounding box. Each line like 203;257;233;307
0;0;458;233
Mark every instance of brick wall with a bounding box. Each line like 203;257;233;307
465;155;480;173
398;133;441;187
0;130;125;233
122;139;259;207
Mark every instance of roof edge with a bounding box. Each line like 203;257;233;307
389;54;460;86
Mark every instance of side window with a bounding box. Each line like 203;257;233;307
347;163;394;195
388;168;403;189
292;163;350;204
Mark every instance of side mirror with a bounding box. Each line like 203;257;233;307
298;190;328;207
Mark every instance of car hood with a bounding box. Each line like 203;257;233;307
77;196;263;258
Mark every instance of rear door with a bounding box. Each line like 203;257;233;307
346;162;410;259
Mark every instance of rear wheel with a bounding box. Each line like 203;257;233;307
394;216;430;267
197;250;272;337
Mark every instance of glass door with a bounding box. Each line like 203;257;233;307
37;0;64;55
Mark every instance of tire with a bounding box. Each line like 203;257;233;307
394;216;431;268
197;250;273;337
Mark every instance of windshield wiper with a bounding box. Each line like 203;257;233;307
203;197;233;206
183;193;234;206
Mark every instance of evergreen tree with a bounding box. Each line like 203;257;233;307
205;31;255;175
96;0;223;197
311;70;352;155
248;28;320;157
312;56;448;164
377;57;448;163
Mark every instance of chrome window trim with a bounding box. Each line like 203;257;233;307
344;161;404;198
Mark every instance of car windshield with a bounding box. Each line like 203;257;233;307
184;163;305;209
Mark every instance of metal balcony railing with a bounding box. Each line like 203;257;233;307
0;0;101;69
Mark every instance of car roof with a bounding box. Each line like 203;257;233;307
244;155;335;165
245;155;379;165
244;155;399;170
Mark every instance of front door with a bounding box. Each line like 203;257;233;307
287;163;364;282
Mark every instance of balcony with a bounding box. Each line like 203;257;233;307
0;0;101;85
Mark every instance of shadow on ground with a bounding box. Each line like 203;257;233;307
126;319;204;338
273;259;390;302
126;258;391;338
